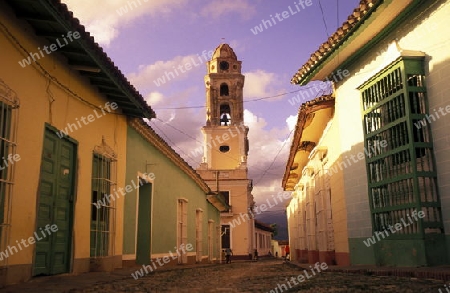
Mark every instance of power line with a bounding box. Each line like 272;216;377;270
318;0;329;37
151;117;294;203
150;120;199;165
253;126;296;187
152;118;277;175
153;86;321;110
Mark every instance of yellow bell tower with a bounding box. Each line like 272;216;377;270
197;44;254;260
201;43;248;169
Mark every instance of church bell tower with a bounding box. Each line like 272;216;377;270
197;44;254;260
201;44;249;170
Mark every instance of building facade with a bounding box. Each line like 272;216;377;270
123;119;223;267
0;0;155;285
197;44;255;259
285;0;450;267
284;96;341;265
254;220;273;257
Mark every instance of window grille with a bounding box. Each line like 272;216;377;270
359;56;443;237
90;139;117;257
0;79;19;267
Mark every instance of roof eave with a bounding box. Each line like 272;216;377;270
291;0;422;86
282;96;335;190
5;0;156;119
206;192;230;212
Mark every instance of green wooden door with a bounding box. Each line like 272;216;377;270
136;182;152;265
34;127;75;275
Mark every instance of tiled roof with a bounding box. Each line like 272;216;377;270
5;0;156;119
291;0;381;84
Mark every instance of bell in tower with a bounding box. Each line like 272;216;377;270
220;104;231;126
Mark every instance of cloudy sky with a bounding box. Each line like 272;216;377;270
62;0;361;217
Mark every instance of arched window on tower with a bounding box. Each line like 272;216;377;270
220;104;231;126
220;83;229;96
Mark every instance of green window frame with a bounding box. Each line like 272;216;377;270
359;56;443;238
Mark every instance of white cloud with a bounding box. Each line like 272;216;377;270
145;92;164;106
128;53;210;92
243;70;283;99
62;0;187;45
243;109;292;205
286;115;297;132
201;0;256;20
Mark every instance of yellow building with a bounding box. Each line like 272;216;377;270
285;0;450;267
197;44;255;259
0;0;154;285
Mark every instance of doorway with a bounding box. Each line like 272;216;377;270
34;126;75;275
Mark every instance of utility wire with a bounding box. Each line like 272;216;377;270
318;0;330;37
253;126;296;187
153;86;323;110
152;117;281;175
151;117;292;208
150;120;199;165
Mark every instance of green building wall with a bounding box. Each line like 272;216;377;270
124;125;220;261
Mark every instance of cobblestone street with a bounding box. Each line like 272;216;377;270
2;258;447;292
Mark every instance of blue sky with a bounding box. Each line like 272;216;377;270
63;0;361;213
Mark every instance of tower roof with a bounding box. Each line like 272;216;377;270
212;43;237;60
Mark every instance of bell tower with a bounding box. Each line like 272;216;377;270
202;43;249;170
197;44;254;260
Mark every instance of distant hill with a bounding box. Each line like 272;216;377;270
255;210;288;241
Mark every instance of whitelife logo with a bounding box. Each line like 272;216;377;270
152;50;214;87
414;104;450;129
116;0;149;16
56;102;118;139
0;224;58;261
92;172;155;209
363;210;425;247
190;122;247;158
131;243;194;280
18;31;81;68
250;0;313;35
267;262;328;293
228;191;292;229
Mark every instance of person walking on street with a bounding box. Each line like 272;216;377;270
253;249;258;261
285;245;290;261
225;247;233;264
